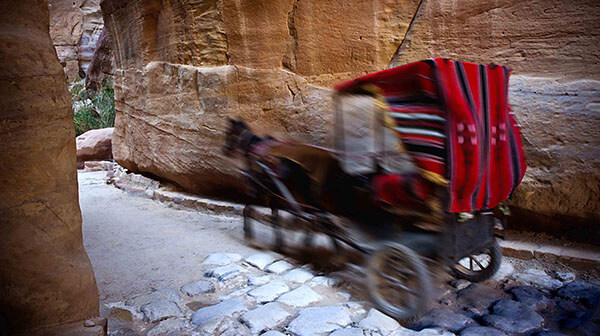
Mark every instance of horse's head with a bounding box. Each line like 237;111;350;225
222;117;250;156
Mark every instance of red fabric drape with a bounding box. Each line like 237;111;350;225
335;58;527;212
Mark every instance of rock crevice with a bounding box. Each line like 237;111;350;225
98;0;600;229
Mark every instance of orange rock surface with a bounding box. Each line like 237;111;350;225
49;0;103;81
0;0;99;331
100;0;599;228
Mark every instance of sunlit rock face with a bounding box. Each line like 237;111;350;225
388;0;600;79
101;0;599;228
49;0;104;81
101;0;421;197
0;0;99;331
388;0;600;237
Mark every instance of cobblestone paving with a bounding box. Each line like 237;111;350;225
106;252;600;336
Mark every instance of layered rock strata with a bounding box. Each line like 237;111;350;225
102;0;421;197
85;27;114;91
100;0;600;230
0;0;99;331
388;0;600;239
49;0;104;81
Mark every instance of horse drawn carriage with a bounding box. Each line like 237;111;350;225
223;58;527;320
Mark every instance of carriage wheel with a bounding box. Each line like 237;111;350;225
452;239;502;282
367;242;432;321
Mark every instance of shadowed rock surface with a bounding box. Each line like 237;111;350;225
0;0;98;331
482;299;544;335
85;27;114;91
49;0;104;81
410;308;476;333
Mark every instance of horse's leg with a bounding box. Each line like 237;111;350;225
330;236;341;252
287;162;318;249
271;206;284;251
243;204;254;241
302;218;314;247
243;173;260;242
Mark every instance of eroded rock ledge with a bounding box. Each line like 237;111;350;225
100;0;600;231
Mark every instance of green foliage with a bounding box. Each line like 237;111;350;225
498;202;511;216
70;77;115;136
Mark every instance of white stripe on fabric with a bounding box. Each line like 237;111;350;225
411;153;445;163
395;127;445;138
389;112;446;122
404;140;445;149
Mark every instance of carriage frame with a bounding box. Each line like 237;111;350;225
236;58;525;320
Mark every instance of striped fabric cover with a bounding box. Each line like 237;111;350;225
334;58;527;213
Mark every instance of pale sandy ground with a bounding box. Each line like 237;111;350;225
79;170;595;320
79;171;258;311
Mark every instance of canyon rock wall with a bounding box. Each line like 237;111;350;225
102;0;421;196
49;0;104;81
0;0;99;331
389;0;600;79
85;27;114;91
388;0;600;238
101;0;600;229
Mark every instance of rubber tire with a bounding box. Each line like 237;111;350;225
367;241;432;322
452;239;502;282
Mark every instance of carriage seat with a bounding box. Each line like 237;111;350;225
372;173;434;211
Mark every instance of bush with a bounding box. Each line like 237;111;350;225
70;78;115;136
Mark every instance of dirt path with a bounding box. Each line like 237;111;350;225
79;171;257;307
79;170;600;336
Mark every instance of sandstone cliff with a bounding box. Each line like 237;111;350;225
100;0;600;233
49;0;104;81
388;0;600;238
101;0;423;197
85;27;114;91
0;0;99;331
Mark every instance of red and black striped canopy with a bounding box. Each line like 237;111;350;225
334;58;527;213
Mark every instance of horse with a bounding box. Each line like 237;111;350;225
223;117;344;213
222;117;421;245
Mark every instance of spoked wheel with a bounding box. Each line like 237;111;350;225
242;204;284;250
367;242;432;321
452;239;502;282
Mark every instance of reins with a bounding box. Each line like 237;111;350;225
231;123;402;160
251;138;400;159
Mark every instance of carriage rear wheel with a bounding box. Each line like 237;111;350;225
367;242;432;321
452;239;502;282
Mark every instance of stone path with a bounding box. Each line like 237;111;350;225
105;251;600;336
79;171;257;304
81;169;600;336
79;172;600;336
